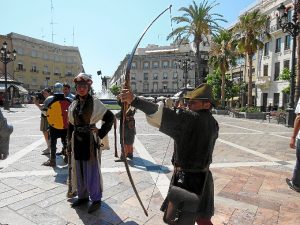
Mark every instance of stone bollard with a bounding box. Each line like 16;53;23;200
0;109;13;159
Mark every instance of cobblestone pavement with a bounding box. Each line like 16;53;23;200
0;105;300;225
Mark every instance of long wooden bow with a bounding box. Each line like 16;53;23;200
121;5;172;217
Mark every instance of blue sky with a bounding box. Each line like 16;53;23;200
0;0;256;92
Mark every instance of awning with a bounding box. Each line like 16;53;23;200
0;83;29;95
13;84;29;94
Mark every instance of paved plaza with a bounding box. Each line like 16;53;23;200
0;104;300;225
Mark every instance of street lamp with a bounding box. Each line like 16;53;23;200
0;41;17;110
277;1;300;126
176;53;194;93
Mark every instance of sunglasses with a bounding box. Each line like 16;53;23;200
77;84;88;89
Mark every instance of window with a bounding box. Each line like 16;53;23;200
275;38;281;53
131;83;136;91
163;83;168;92
173;72;178;79
153;82;158;91
17;48;23;55
263;64;268;76
54;55;60;62
153;73;158;80
54;68;60;76
131;73;136;80
152;61;159;69
172;60;177;68
264;42;269;56
131;62;136;69
162;61;169;68
32;78;37;85
31;65;37;72
284;60;290;69
273;93;280;108
274;62;280;80
143;62;149;69
284;35;291;50
173;82;178;91
143;73;148;80
143;83;149;92
43;53;49;60
163;72;168;79
18;63;24;71
31;50;37;57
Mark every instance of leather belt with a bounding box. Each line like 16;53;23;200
74;124;95;133
174;166;208;173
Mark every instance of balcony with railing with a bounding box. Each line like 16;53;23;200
256;76;271;89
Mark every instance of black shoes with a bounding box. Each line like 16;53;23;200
127;153;133;159
286;178;300;193
88;201;101;213
71;198;89;208
42;159;56;167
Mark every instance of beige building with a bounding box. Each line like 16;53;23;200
0;32;83;93
110;43;209;97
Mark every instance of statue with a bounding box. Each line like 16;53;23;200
0;109;13;159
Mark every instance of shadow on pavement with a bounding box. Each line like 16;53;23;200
129;156;171;174
68;200;139;224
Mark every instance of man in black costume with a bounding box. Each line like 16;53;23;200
119;83;219;225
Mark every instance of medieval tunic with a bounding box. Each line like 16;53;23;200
131;98;219;219
68;94;114;201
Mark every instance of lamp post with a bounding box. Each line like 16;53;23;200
176;53;194;93
277;1;300;127
0;41;17;110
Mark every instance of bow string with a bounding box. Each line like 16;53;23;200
121;5;172;217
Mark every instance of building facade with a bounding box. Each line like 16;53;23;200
230;0;294;110
0;33;83;92
109;43;209;97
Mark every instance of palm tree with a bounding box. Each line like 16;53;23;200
167;0;226;85
234;9;270;107
209;29;236;108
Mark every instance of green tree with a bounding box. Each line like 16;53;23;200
206;69;221;103
225;76;240;101
279;67;291;81
167;0;226;85
109;85;121;96
209;29;237;108
234;9;270;106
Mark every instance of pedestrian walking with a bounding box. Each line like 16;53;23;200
119;83;219;225
68;73;114;213
33;88;52;155
286;99;300;193
115;103;136;160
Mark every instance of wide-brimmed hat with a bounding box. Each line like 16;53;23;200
184;83;216;107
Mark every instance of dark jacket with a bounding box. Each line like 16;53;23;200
131;97;219;219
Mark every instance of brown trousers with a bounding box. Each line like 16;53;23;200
124;144;133;156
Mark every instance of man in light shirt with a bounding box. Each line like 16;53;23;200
287;100;300;192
